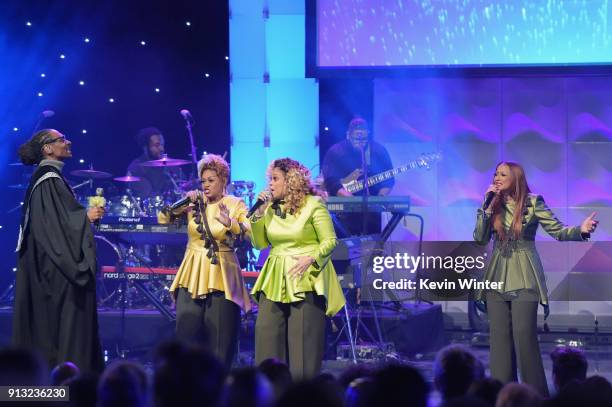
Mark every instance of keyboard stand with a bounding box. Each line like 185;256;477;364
356;209;426;352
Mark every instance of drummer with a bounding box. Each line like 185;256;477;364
126;127;182;197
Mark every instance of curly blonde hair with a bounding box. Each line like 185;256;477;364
198;154;229;186
267;158;321;215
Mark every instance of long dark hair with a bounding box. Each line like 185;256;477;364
491;162;531;240
17;129;56;166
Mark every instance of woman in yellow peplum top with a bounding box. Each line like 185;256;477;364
473;161;599;396
158;154;251;366
249;157;345;380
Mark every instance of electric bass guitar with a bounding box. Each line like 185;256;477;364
340;152;442;194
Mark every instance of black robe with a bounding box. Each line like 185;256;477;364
12;164;103;373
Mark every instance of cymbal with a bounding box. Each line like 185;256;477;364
70;169;112;179
9;183;28;190
140;157;191;167
114;175;142;182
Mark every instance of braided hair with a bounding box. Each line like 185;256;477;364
17;129;57;166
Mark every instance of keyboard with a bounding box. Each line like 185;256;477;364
97;216;187;244
98;216;186;233
326;196;411;213
100;265;259;281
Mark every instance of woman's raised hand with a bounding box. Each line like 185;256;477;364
580;212;599;234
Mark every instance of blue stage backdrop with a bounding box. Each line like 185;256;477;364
0;1;230;291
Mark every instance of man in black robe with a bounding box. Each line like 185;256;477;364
13;129;105;373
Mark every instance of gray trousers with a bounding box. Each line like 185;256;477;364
175;288;240;367
255;292;326;381
486;290;549;397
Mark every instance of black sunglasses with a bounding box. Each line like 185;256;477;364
43;135;67;145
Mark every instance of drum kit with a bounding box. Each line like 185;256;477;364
6;154;258;311
8;155;256;208
66;159;183;217
58;155;256;216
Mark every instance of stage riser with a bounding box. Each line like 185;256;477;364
0;306;446;360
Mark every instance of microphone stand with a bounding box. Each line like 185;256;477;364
31;114;45;134
183;116;198;176
360;144;369;236
71;178;93;192
358;142;386;350
31;111;54;134
163;168;182;196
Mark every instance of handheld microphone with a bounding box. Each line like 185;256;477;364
95;188;103;227
89;188;105;229
170;196;192;211
247;199;266;218
483;191;496;210
246;193;271;218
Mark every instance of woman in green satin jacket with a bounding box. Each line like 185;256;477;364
473;161;598;396
249;157;345;380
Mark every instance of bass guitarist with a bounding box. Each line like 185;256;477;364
322;116;394;198
322;117;394;235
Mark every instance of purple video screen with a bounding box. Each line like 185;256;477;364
317;0;612;68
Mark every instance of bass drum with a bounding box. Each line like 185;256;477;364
93;235;175;310
94;235;124;308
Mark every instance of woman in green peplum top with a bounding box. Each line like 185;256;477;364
473;161;598;396
249;157;345;380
